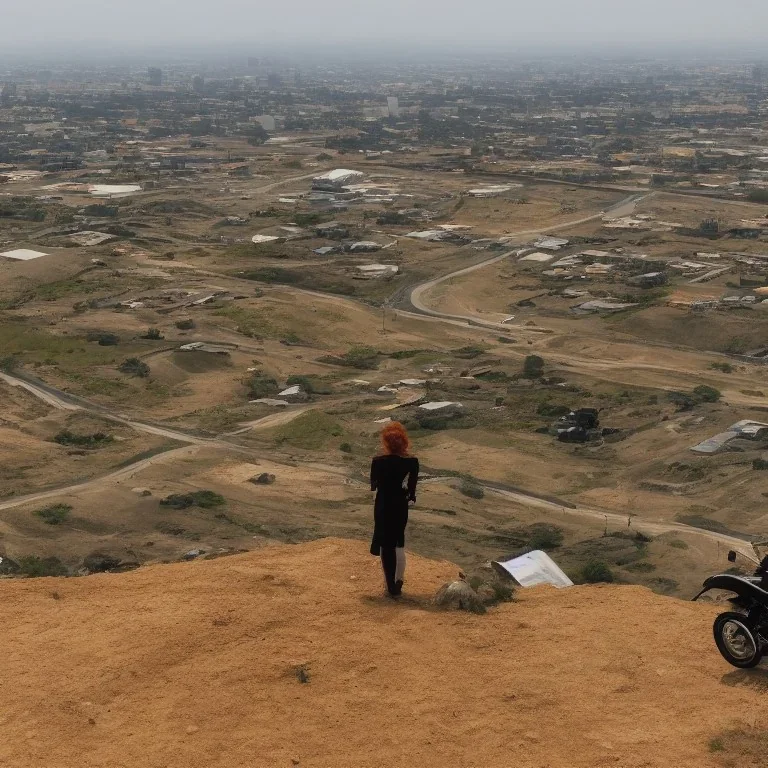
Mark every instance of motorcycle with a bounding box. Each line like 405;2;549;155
693;539;768;669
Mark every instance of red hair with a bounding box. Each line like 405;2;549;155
381;421;410;456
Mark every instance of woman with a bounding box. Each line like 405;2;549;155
370;422;419;597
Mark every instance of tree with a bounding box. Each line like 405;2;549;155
118;358;150;377
523;355;545;379
142;327;164;340
245;124;269;146
582;561;615;583
87;331;120;346
34;503;72;525
693;385;721;403
245;370;278;399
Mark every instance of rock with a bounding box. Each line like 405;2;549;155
434;580;485;614
132;487;152;497
182;549;204;561
250;473;276;485
82;552;122;573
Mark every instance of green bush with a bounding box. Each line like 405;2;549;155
710;361;734;373
389;349;428;360
53;430;113;448
175;318;196;330
668;539;689;549
536;402;570;418
142;328;164;340
582;561;615;583
245;370;279;399
625;561;656;573
34;503;72;525
87;331;120;346
285;374;332;395
319;346;379;370
160;490;226;510
17;555;68;577
527;524;564;550
523;355;545;379
693;384;721;403
118;358;150;377
459;478;485;499
339;442;353;453
451;344;486;359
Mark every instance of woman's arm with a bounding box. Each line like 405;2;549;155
407;457;419;502
370;458;378;491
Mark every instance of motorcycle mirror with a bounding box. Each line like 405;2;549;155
727;550;737;562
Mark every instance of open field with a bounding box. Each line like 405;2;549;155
2;132;768;597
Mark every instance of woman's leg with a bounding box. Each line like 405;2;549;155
395;548;406;585
380;547;398;595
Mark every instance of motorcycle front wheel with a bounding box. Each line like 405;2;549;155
713;612;763;668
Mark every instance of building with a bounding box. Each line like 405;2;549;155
387;97;399;118
192;75;205;93
311;169;364;191
148;68;163;86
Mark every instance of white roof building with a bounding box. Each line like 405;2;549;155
0;248;47;261
311;169;364;190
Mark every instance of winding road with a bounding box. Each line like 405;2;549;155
0;368;757;557
404;193;648;326
1;187;760;558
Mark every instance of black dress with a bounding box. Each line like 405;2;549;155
369;454;419;555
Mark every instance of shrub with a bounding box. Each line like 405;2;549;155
54;430;113;448
459;478;485;499
389;348;428;360
339;442;353;453
142;327;164;340
17;555;68;577
452;344;486;359
34;503;72;525
582;561;615;583
285;374;332;395
319;346;379;370
536;402;570;418
625;561;656;573
245;370;279;399
523;355;545;379
175;318;196;330
527;524;564;550
118;358;150;377
160;490;226;509
668;539;689;549
668;391;696;411
693;384;721;403
87;331;120;346
710;361;734;373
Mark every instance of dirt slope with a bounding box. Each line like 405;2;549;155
0;538;763;768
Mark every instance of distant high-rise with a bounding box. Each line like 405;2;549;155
192;75;205;94
148;67;163;86
387;96;399;118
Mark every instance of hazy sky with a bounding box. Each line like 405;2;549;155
5;0;768;49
